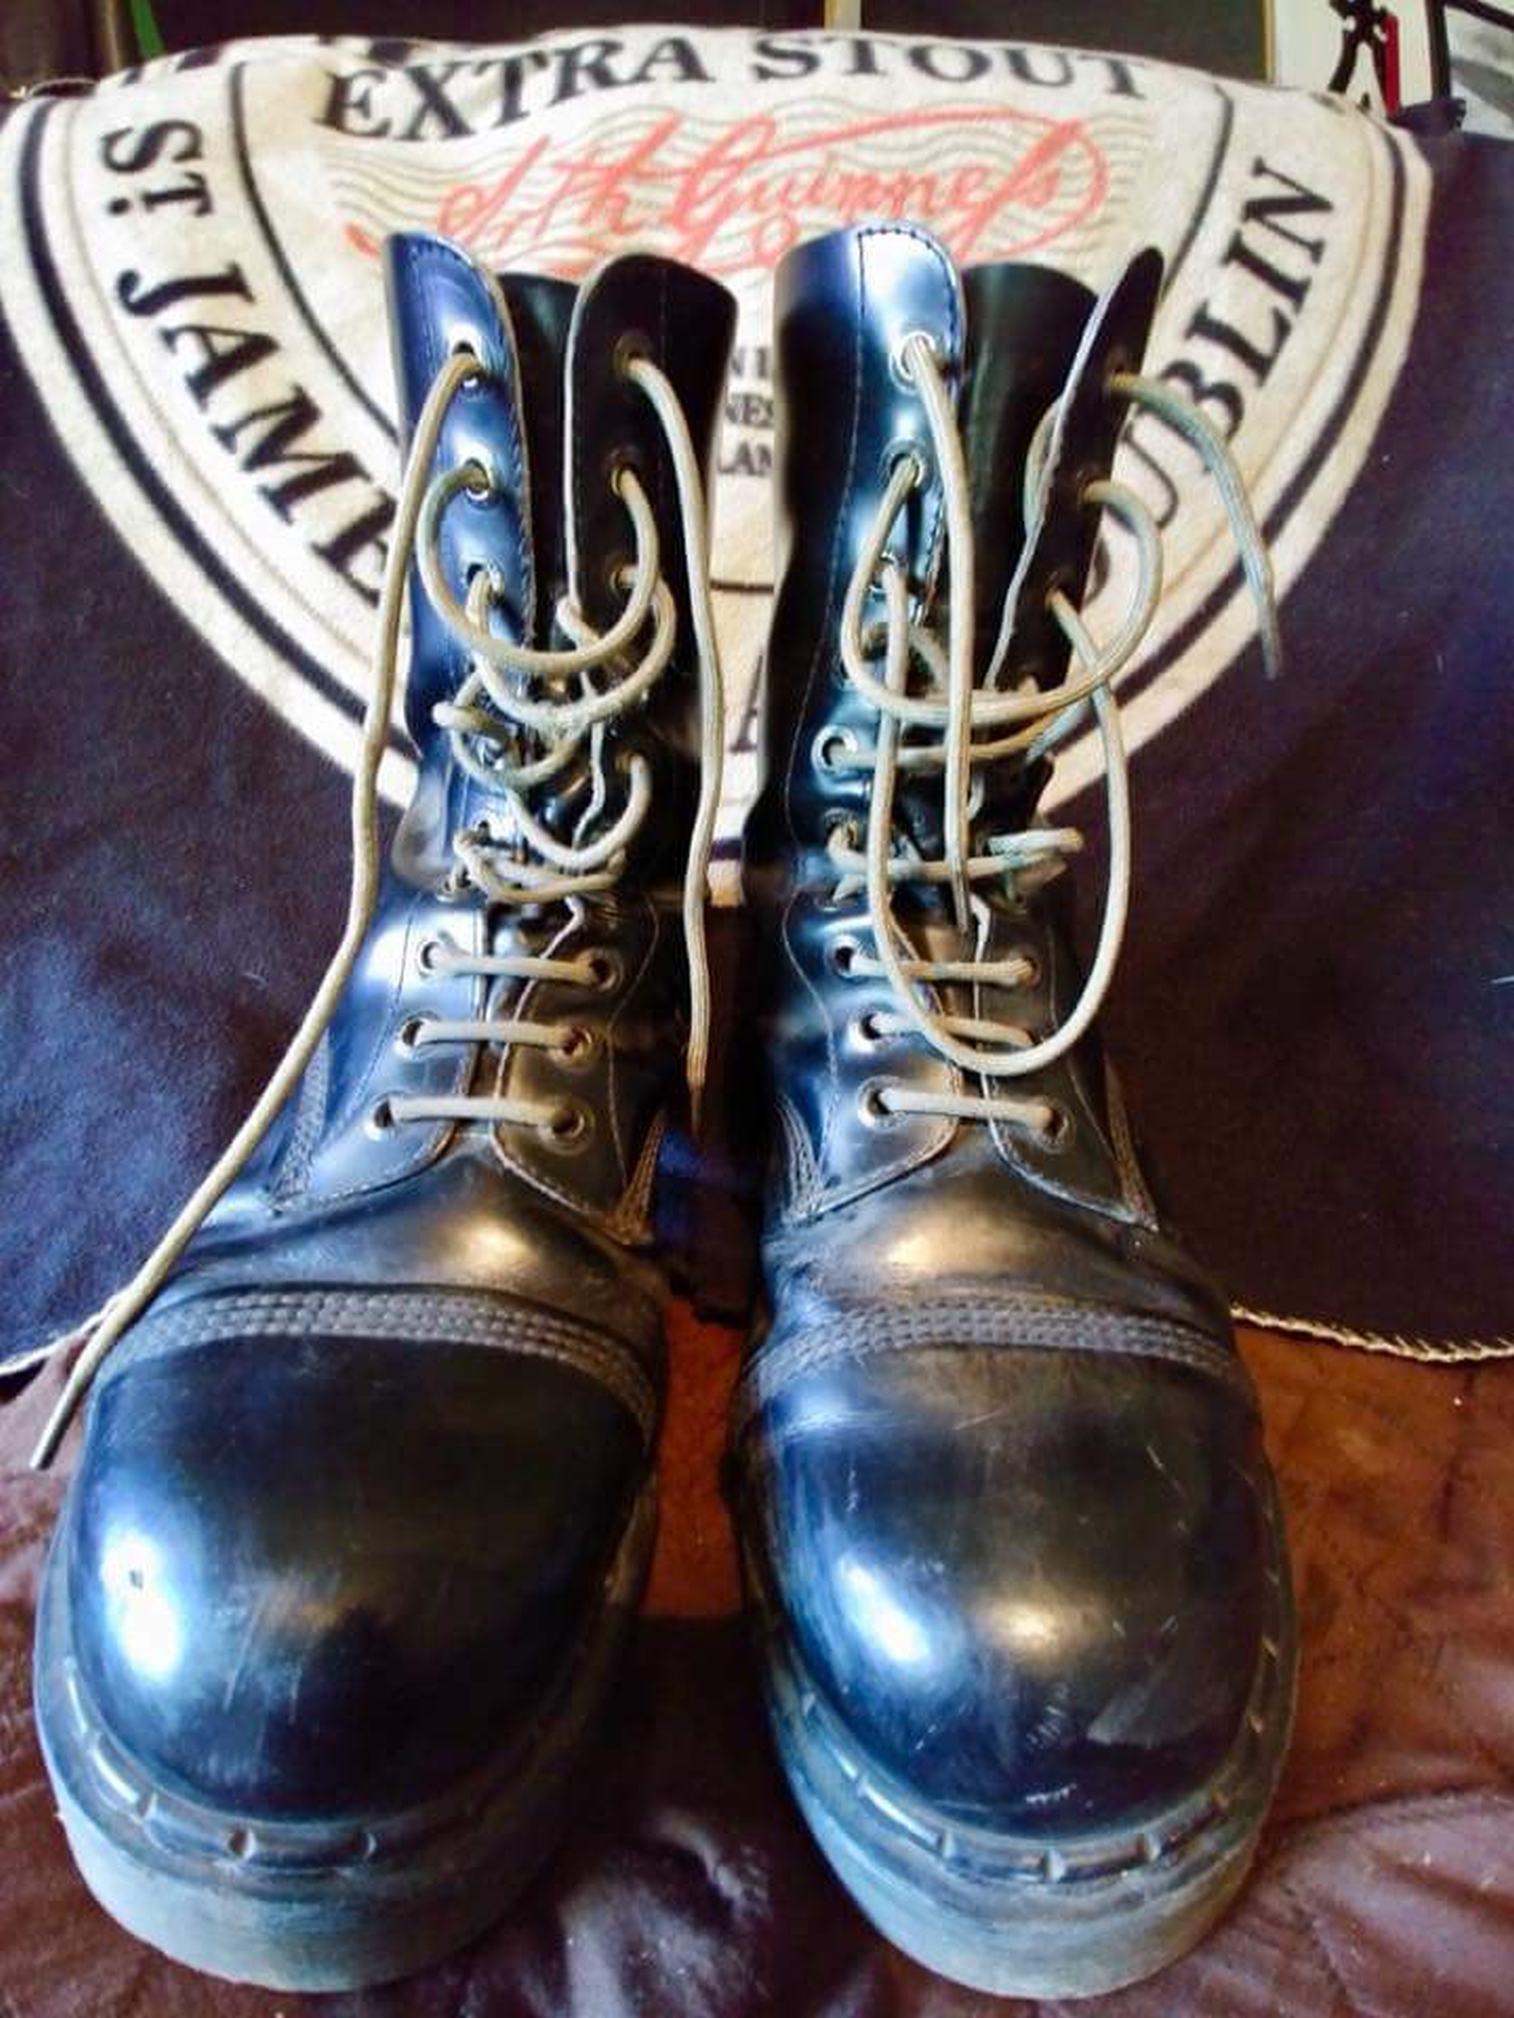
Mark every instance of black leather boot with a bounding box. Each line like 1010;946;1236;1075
32;233;735;1989
732;225;1295;1998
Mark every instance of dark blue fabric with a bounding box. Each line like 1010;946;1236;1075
1093;132;1514;1345
0;304;346;1369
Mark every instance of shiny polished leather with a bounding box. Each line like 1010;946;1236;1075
53;232;736;1824
735;224;1284;1841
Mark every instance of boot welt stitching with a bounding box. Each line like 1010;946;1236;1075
733;1299;1252;1441
113;1288;657;1441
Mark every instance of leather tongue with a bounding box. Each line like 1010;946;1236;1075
494;273;578;635
958;262;1099;686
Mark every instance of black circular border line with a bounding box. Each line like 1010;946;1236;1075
1163;82;1235;299
230;61;397;443
1113;114;1408;713
20;94;412;765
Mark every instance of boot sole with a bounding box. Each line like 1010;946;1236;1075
33;1481;656;1991
748;1478;1296;1999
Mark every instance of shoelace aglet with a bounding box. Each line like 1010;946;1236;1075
1257;564;1284;681
30;1299;131;1469
686;1065;706;1139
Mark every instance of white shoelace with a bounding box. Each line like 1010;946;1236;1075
32;340;722;1467
827;332;1280;1142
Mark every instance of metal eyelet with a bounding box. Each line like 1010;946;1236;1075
606;446;645;495
543;1101;594;1151
460;457;497;502
395;1016;430;1058
614;330;652;382
1016;948;1043;990
416;937;450;977
889;328;939;389
815;813;860;915
365;1097;397;1138
853;1010;890;1048
812;725;860;777
553;1025;600;1069
585;950;624;994
1036;1102;1075;1153
882;440;930;489
827;935;863;980
856;1079;900;1129
1041;565;1077;613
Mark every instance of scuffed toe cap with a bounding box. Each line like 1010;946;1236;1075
738;1339;1279;1837
63;1317;648;1821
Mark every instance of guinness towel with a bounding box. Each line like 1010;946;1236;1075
0;26;1510;1369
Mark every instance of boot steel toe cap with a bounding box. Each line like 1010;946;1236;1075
738;1338;1279;1838
61;1312;650;1821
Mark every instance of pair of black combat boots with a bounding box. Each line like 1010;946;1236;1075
31;225;1295;1999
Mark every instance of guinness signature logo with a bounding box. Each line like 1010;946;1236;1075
337;105;1110;279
